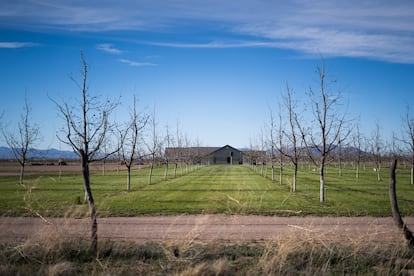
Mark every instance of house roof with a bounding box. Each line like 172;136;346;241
164;147;219;158
209;144;242;155
164;144;242;158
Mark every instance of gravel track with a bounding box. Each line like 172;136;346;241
1;215;413;244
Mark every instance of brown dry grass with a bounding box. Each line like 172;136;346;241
1;215;414;275
0;160;128;178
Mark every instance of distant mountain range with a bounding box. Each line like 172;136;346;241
0;145;365;161
0;147;79;160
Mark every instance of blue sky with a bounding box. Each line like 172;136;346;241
1;0;414;150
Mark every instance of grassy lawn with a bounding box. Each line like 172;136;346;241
0;163;413;216
2;163;414;275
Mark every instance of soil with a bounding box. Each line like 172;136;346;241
0;162;123;177
1;215;413;244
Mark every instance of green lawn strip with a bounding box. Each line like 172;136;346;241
0;164;413;217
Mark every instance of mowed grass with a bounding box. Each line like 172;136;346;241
0;163;413;216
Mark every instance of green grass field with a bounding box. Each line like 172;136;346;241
0;163;413;217
2;163;414;274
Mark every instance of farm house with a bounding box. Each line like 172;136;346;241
164;144;243;165
208;145;243;164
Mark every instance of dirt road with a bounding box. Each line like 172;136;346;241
1;215;413;244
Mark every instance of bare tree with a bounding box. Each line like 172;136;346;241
53;51;118;255
401;106;414;185
371;123;382;182
248;137;260;172
353;124;363;179
183;134;191;174
146;108;163;185
337;134;344;176
163;125;172;181
268;109;277;182
276;109;284;184
193;137;203;169
119;95;148;191
278;83;301;192
298;59;350;203
101;143;109;176
174;122;184;177
389;159;414;248
1;98;40;185
259;128;266;177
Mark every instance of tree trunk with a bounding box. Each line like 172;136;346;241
319;165;325;203
411;163;413;185
164;161;169;181
19;163;25;185
271;165;275;182
148;162;154;185
292;163;297;192
355;162;359;179
279;166;283;186
127;166;131;192
377;165;381;181
174;163;177;178
389;159;414;248
338;156;342;177
102;159;106;176
81;155;98;256
59;163;62;181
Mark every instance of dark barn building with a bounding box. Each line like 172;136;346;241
164;144;243;165
208;145;243;165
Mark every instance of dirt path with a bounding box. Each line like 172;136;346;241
1;215;413;244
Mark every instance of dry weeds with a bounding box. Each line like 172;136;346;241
1;216;414;275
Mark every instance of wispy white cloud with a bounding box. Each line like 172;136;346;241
96;43;122;54
144;40;288;49
2;0;414;63
119;58;157;67
238;25;414;63
232;1;414;63
0;42;38;48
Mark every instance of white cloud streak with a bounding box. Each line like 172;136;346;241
145;40;280;49
0;42;38;48
96;43;122;54
2;0;414;63
119;58;157;67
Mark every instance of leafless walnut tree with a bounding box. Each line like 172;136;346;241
268;109;277;182
389;159;414;248
163;125;172;180
371;123;382;182
276;109;284;184
53;51;118;256
259;128;267;177
298;60;350;203
268;105;285;184
352;124;363;179
146;108;163;185
174;122;185;177
278;82;301;192
1;98;40;185
401;106;414;185
118;95;148;191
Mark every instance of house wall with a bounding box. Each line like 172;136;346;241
210;146;243;164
